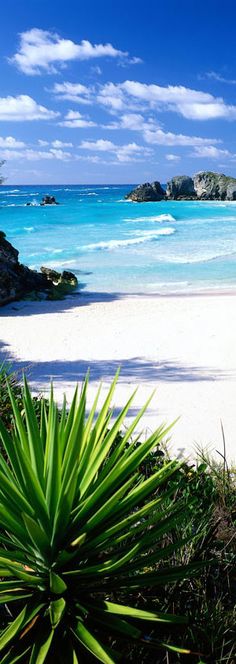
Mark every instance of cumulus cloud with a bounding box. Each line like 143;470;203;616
38;139;73;148
51;139;73;148
59;110;97;128
0;148;73;161
143;127;220;146
192;145;231;158
52;81;92;104
0;136;25;148
0;95;58;121
97;80;236;120
10;28;139;75
79;138;152;162
101;112;218;147
166;154;180;161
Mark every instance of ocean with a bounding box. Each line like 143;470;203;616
1;183;236;295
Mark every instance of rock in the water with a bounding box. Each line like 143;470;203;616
125;181;165;202
226;182;236;200
0;231;78;306
166;175;196;199
193;171;236;200
40;195;59;206
40;266;78;298
125;171;236;202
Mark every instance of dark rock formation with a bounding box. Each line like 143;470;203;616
40;267;78;299
125;181;165;202
167;171;236;200
166;175;196;200
0;231;77;306
40;195;59;206
126;172;236;202
193;172;236;200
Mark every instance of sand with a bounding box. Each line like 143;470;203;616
1;291;236;463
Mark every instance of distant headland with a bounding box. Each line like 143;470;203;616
125;171;236;202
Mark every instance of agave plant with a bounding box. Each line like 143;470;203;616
0;374;201;663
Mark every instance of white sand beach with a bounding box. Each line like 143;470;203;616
1;291;236;463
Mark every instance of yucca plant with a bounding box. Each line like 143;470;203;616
0;373;202;663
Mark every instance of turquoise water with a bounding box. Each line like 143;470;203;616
1;184;236;294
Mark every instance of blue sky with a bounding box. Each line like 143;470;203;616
1;0;236;183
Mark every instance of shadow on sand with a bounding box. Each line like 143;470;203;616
0;339;229;388
0;291;126;318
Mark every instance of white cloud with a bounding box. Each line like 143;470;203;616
38;138;73;147
76;154;106;164
177;101;236;120
0;95;58;121
51;139;73;148
101;109;221;147
166;154;180;161
38;139;49;146
192;145;231;159
0;136;25;148
144;127;220;146
52;81;92;104
80;139;116;151
59;110;97;128
98;80;236;120
10;28;139;75
0;148;72;161
120;113;156;130
97;82;130;111
204;71;236;85
79;138;152;162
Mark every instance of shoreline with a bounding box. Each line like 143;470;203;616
1;290;236;464
77;287;236;300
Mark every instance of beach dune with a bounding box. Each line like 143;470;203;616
1;291;236;462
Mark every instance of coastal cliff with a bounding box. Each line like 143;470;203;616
0;231;77;306
126;171;236;201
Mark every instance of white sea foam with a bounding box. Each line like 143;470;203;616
24;226;35;232
125;213;176;223
162;249;236;264
0;189;22;194
133;228;175;237
81;228;175;251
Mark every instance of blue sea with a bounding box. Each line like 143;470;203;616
1;183;236;295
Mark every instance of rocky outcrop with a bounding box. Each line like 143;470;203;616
125;181;165;202
167;172;236;200
193;172;236;200
125;172;236;202
40;195;59;206
166;175;196;200
0;231;77;306
40;267;78;299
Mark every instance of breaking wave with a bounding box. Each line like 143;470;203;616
81;227;175;251
125;213;176;223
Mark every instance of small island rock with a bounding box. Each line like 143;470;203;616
40;195;59;206
193;172;236;200
125;171;236;202
125;181;165;202
166;175;196;200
